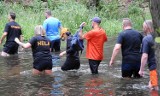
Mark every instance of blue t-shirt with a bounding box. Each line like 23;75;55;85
43;17;62;41
141;34;156;70
117;29;143;64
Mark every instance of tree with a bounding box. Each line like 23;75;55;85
149;0;160;79
150;0;160;36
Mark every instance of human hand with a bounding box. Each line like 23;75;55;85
15;38;20;43
138;70;144;77
59;51;65;57
80;22;86;28
109;60;114;67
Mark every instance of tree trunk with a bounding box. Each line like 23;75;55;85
88;0;100;8
150;0;160;36
149;0;160;83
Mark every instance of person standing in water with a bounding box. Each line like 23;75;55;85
59;28;80;71
43;10;62;52
139;20;159;90
109;18;143;78
0;12;23;56
79;17;108;74
15;25;52;75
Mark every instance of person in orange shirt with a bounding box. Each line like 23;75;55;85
79;17;107;74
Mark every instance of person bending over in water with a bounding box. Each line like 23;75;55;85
15;25;52;75
59;28;80;71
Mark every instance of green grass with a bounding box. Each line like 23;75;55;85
0;0;151;41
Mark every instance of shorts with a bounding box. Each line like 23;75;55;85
122;63;141;78
50;39;61;52
150;69;158;87
33;58;52;71
61;57;80;71
89;59;101;74
3;42;19;54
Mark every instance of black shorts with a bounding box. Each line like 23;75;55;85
61;57;80;71
3;42;19;54
50;39;61;52
122;63;141;78
89;59;101;74
33;58;52;71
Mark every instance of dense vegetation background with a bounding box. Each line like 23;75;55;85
0;0;151;40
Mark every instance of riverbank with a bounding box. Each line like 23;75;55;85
0;0;151;40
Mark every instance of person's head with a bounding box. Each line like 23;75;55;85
8;12;16;21
122;18;132;30
91;17;101;28
60;28;70;40
34;25;46;36
143;20;154;34
45;10;52;19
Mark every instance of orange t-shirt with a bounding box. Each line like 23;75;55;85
84;28;107;60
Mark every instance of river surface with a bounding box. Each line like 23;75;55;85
0;37;159;96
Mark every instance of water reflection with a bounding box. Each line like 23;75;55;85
0;38;159;96
84;75;106;96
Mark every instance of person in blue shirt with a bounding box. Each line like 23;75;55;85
43;10;62;52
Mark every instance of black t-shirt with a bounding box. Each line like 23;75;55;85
4;21;22;42
141;34;156;70
29;36;51;60
117;29;143;64
66;35;79;59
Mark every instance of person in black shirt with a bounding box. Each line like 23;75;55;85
0;12;22;56
139;20;159;90
109;18;143;78
15;25;52;75
59;28;80;71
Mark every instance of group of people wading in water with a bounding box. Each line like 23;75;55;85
0;10;159;91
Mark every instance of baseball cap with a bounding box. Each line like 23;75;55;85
92;17;101;24
60;28;69;38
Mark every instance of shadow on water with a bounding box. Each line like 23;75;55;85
0;37;159;96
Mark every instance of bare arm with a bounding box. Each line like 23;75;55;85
59;51;66;57
139;53;148;76
15;38;31;48
109;44;121;66
0;32;7;44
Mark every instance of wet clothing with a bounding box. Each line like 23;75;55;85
3;21;22;54
117;29;143;78
43;17;62;52
84;28;107;74
141;34;156;71
150;69;158;87
84;28;107;60
142;34;158;87
122;63;141;78
3;42;19;54
29;36;52;71
61;35;80;71
89;59;101;74
50;39;61;52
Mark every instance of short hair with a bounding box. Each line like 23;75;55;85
10;12;16;20
45;10;52;16
34;25;46;36
122;18;132;27
144;20;154;32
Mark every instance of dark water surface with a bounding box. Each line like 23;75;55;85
0;38;159;96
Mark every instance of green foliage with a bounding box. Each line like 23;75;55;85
0;0;151;41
